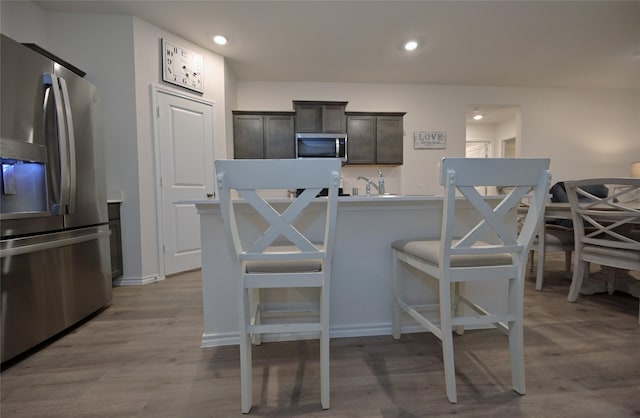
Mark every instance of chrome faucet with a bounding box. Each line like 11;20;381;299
357;176;374;196
357;173;384;196
377;170;385;195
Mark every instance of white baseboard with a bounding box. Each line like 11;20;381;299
201;331;239;347
200;321;493;347
200;322;432;347
113;274;162;286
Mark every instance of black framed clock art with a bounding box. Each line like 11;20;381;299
161;38;203;93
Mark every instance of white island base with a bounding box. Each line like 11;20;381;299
192;195;510;347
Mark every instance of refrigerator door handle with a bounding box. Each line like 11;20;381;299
43;72;71;215
0;229;110;258
58;77;76;214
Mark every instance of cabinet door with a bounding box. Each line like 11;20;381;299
294;104;321;132
376;116;403;164
322;104;346;133
264;115;295;159
233;115;264;159
346;115;376;164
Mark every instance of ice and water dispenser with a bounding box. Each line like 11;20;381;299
0;138;49;218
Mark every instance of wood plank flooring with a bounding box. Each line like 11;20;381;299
2;255;639;417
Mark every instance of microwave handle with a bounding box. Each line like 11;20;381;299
335;138;340;158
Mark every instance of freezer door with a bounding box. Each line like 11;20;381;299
0;225;112;363
54;66;108;228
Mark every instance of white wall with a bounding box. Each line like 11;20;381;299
2;7;148;280
42;12;144;280
5;2;639;282
224;60;238;157
2;3;229;283
237;82;640;193
495;117;517;144
131;17;228;282
0;1;46;45
521;89;639;178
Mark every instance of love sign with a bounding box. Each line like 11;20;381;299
414;131;447;149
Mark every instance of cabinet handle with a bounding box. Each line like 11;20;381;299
206;192;214;198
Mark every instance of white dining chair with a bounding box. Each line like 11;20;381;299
564;178;640;323
530;223;574;290
391;157;550;403
529;181;607;291
215;158;341;413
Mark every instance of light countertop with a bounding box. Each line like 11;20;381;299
180;194;439;205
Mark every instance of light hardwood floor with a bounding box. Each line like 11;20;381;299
2;255;639;417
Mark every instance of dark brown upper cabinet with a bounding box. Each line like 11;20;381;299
293;101;348;133
232;111;295;159
346;112;405;165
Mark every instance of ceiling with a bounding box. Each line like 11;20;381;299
465;105;518;125
33;1;640;91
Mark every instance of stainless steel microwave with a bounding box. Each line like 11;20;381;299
295;133;347;162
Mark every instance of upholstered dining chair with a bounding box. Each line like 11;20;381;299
391;157;550;403
520;200;573;291
215;158;341;413
564;178;640;323
529;219;574;291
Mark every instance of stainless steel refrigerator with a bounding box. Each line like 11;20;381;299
1;34;112;363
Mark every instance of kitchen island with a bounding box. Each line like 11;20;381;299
190;195;510;347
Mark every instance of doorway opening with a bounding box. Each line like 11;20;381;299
465;105;521;158
502;137;516;158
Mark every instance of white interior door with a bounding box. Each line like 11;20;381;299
465;140;490;158
155;88;215;276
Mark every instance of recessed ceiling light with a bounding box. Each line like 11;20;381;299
404;40;418;51
473;114;483;121
213;35;228;45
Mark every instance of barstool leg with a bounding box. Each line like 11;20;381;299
440;280;457;404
